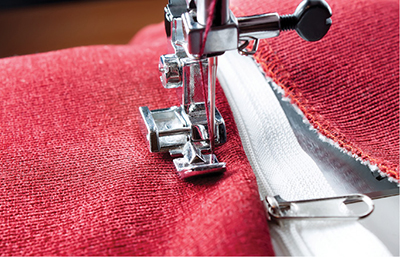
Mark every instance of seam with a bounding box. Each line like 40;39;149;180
231;6;399;181
251;41;399;181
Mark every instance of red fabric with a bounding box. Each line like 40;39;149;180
231;0;399;182
0;24;274;255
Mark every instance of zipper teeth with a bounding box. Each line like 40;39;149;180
217;69;274;198
217;63;305;254
218;51;336;200
217;51;311;255
217;51;392;257
218;79;311;255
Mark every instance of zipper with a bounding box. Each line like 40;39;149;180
217;51;391;256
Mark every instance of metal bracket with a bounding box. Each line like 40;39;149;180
139;0;332;178
139;104;226;178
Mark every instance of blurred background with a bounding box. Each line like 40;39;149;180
0;0;165;58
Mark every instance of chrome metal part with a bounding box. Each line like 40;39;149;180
139;106;189;153
264;194;374;222
180;58;208;111
159;54;182;88
197;0;230;26
139;105;226;153
181;11;238;58
236;12;280;55
238;13;280;40
140;0;332;178
169;0;332;57
163;0;187;40
173;142;226;178
140;8;228;177
238;37;260;56
208;56;217;151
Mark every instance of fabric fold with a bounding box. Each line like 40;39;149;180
0;27;274;255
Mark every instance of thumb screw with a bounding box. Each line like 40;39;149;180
279;0;332;41
280;15;297;31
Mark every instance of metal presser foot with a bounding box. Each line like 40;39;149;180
140;0;332;178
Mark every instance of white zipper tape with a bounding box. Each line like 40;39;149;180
217;51;391;256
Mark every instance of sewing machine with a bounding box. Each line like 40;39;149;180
139;0;332;178
138;2;399;253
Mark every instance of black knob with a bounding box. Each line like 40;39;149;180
280;0;332;41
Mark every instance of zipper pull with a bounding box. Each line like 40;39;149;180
264;194;374;222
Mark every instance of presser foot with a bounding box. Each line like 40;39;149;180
139;105;226;178
173;141;226;179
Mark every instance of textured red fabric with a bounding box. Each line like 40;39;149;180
231;0;399;182
0;24;274;255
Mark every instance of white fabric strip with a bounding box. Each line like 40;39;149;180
218;51;391;256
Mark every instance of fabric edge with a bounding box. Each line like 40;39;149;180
250;41;399;183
